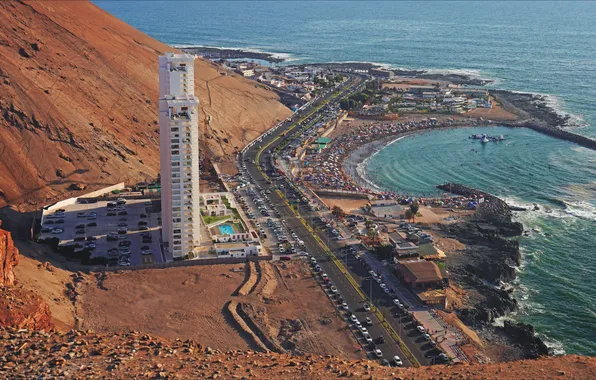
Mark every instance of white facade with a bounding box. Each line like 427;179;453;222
159;53;195;97
159;53;201;259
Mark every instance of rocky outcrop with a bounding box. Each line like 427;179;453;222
0;223;18;286
0;223;53;330
500;320;550;358
437;184;549;359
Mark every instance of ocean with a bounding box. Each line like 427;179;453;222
94;1;596;355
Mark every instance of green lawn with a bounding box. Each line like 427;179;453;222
202;214;231;225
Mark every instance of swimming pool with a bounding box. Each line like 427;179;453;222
218;224;234;235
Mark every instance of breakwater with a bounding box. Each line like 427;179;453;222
492;89;596;151
518;121;596;151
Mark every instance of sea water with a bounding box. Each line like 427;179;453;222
365;127;596;355
94;0;596;355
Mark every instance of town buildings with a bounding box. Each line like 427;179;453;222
159;53;201;259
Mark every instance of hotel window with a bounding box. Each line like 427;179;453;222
171;127;179;132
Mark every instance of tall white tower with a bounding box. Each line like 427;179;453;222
159;53;200;259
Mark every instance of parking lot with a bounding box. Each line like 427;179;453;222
235;185;302;257
40;198;164;267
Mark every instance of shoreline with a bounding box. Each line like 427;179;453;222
436;183;550;359
341;124;502;196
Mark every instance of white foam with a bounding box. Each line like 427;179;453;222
421;67;493;82
502;89;588;128
172;44;296;62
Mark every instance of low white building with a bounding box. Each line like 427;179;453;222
214;241;262;258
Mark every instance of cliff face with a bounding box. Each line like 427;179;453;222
0;226;19;286
0;225;53;330
0;0;291;209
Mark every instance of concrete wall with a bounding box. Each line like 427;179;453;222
44;183;126;213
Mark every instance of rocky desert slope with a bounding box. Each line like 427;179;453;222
0;328;594;379
0;0;291;209
1;227;595;377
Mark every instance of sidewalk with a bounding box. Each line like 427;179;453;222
414;310;469;363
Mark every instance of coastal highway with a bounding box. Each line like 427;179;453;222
239;76;419;366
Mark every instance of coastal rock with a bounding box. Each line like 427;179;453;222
500;320;550;359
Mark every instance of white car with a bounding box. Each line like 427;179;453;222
341;303;349;310
393;299;401;306
360;327;368;335
379;283;387;289
363;303;371;312
350;315;358;323
355;320;362;329
393;356;403;366
374;349;383;358
330;286;339;294
423;333;431;341
417;326;425;334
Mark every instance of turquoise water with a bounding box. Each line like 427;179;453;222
94;0;596;355
218;224;234;235
366;127;596;355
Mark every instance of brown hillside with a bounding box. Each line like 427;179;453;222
1;328;595;379
0;0;291;209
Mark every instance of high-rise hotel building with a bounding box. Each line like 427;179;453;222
158;53;200;258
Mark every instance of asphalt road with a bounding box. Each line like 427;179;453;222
238;76;419;366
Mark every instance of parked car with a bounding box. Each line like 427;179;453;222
374;349;383;358
393;356;403;367
87;222;97;227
